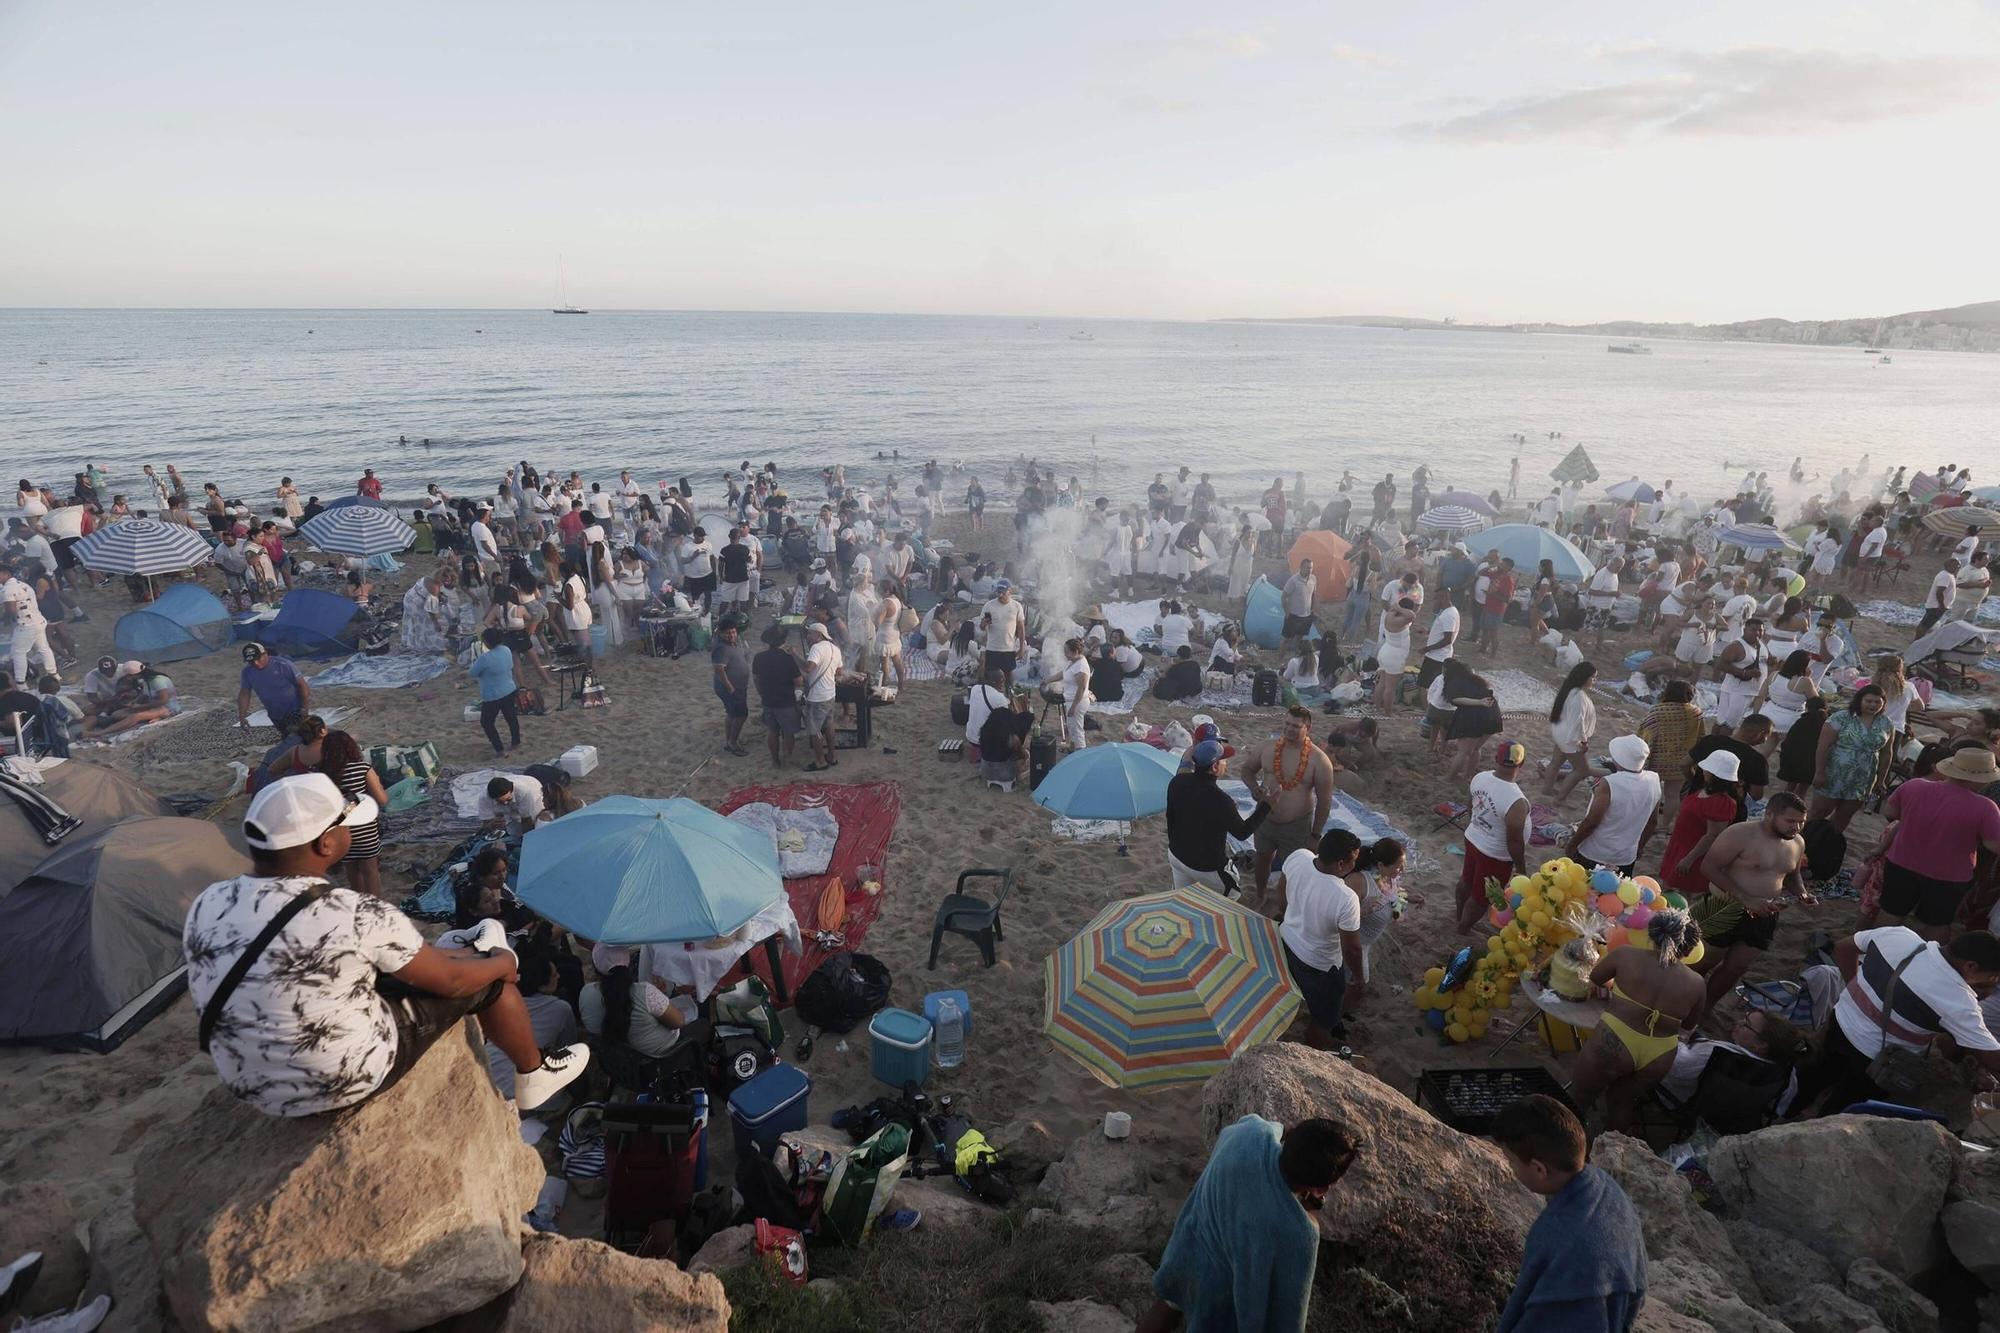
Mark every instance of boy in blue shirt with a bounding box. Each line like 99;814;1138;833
1492;1095;1646;1333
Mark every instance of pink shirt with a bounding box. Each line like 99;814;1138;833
1885;778;2000;883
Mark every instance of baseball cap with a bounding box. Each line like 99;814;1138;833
1189;739;1225;768
241;642;268;662
1697;750;1741;782
1493;740;1527;768
96;655;116;673
805;622;829;640
994;579;1012;592
1607;735;1650;772
244;773;378;852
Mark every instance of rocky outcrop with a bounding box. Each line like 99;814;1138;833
1090;1253;1157;1322
1842;1258;1935;1333
1040;1130;1175;1249
482;1234;727;1333
1200;1043;1534;1332
1024;1298;1134;1332
1703;1114;1957;1279
134;1021;546;1333
1944;1199;2000;1287
1777;1283;1884;1333
0;1181;87;1319
1644;1257;1791;1333
685;1225;758;1277
81;1188;171;1333
1590;1134;1757;1304
1720;1218;1839;1309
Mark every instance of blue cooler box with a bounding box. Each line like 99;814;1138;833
869;1007;933;1088
727;1064;811;1157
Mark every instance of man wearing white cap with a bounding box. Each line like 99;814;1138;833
183;774;586;1117
1567;735;1661;877
801;621;842;772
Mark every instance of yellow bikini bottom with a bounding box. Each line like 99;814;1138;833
1600;1012;1681;1069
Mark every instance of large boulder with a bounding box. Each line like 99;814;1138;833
1843;1258;1936;1333
1645;1258;1791;1333
81;1188;172;1333
1944;1200;2000;1287
684;1225;758;1277
1040;1130;1174;1249
1776;1283;1884;1333
1590;1134;1758;1305
480;1234;727;1332
135;1022;546;1333
0;1181;87;1318
1090;1253;1157;1322
1703;1114;1957;1279
1718;1217;1840;1309
1200;1043;1536;1332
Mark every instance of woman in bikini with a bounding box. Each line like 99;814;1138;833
1568;909;1707;1135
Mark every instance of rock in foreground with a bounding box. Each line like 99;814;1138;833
481;1234;727;1332
135;1022;545;1332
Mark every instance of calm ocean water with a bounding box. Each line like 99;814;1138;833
4;309;1996;508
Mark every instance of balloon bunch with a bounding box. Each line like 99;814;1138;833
1408;857;1702;1045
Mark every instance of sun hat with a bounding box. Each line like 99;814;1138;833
1493;740;1527;768
1607;735;1651;772
1697;750;1742;782
1936;747;2000;784
244;773;379;852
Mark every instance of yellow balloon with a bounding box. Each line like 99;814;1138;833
1509;875;1534;895
1683;940;1705;967
1626;931;1654;950
1486;937;1507;955
1617;883;1641;906
1424;966;1446;988
1412;987;1435;1009
1446;1022;1470;1043
1530;910;1552;930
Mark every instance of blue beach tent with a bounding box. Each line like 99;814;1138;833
253;588;364;659
112;584;233;663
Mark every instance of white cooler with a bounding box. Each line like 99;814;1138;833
560;745;600;779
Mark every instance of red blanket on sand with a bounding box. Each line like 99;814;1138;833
717;781;902;1002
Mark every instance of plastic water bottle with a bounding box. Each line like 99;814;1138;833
935;998;965;1069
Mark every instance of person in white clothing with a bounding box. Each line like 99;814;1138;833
1568;735;1662;875
1917;560;1959;634
1952;527;1982;567
2;576;57;683
964;668;1008;752
1542;661;1599;805
1156;600;1194;656
1271;828;1366;1048
1712;619;1767;732
1059;637;1092;751
1585;558;1622;648
1459;741;1530;933
801;621;843;771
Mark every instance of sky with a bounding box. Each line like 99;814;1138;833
2;0;1998;322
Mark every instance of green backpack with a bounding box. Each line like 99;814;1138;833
817;1123;911;1245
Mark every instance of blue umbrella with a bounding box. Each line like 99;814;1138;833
1716;522;1799;553
1971;486;2000;506
1474;524;1596;582
320;494;391;512
299;504;415;558
1033;743;1183;822
516;795;783;944
1604;479;1658;503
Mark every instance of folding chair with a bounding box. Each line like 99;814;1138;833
1649;1046;1793;1139
927;867;1015;968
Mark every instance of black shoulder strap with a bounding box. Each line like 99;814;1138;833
198;883;333;1053
1872;939;1928;1051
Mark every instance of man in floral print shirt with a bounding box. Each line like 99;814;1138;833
183;774;585;1116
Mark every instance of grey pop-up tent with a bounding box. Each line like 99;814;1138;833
0;762;175;896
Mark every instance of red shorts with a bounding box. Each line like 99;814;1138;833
1459;843;1516;902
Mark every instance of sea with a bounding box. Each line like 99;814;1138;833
4;309;1996;509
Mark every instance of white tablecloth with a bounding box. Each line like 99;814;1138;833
640;899;802;1001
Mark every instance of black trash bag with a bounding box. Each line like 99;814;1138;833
793;952;891;1034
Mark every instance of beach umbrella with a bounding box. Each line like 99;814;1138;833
1044;887;1300;1090
40;507;88;540
1922;505;2000;537
1417;505;1488;535
516;795;783;945
298;505;416;558
1476;523;1595;581
72;519;213;576
1971;486;2000;506
1604;479;1659;504
1434;490;1498;516
1033;743;1183;823
1285;530;1353;601
317;494;392;514
1550;445;1599;484
1716;522;1800;553
1908;473;1941;502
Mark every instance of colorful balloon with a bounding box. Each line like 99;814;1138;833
1425;1008;1448;1031
1683;940;1705;967
1664;892;1688;911
1616;882;1641;906
1625;906;1653;930
1605;927;1630;949
1589;867;1620;894
1596;893;1622;917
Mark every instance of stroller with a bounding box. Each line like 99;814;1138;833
1903;618;2000;692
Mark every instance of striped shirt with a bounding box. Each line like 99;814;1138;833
1832;927;1998;1058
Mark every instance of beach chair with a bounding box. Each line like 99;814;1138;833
926;867;1014;969
1649;1046;1791;1139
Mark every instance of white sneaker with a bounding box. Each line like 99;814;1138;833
514;1044;588;1112
22;1295;114;1333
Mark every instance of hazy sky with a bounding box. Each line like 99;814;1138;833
3;1;1997;321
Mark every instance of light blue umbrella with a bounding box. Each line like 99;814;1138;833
1033;743;1183;821
1716;522;1799;553
1604;479;1659;503
516;795;783;944
300;504;415;558
1971;486;2000;506
1474;523;1596;582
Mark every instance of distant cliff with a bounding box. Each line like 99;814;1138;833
1226;300;2000;352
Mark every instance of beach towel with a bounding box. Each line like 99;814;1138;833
1153;1115;1319;1333
1855;599;1926;629
451;766;524;817
717;782;901;998
77;699;208;747
243;703;359;731
1088;671;1153;716
727;802;841;877
1051;816;1132;843
312;653;451;689
1494;1166;1646;1333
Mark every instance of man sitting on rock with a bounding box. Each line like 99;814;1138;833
184;774;587;1117
1491;1094;1645;1333
1139;1114;1358;1333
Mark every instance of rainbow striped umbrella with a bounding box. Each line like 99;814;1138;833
1044;887;1299;1090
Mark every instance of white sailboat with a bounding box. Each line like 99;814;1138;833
552;255;587;314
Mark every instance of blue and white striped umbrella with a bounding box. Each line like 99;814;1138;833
71;519;214;576
1604;479;1659;503
299;505;416;558
1716;522;1799;553
1418;504;1489;534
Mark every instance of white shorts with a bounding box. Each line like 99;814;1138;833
718;580;750;604
1716;687;1759;728
1167;851;1232;895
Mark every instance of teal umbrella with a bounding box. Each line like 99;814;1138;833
1033;743;1183;821
516;795;782;944
1475;523;1596;582
1550;445;1599;484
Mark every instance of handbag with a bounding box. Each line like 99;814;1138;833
579;671;609;709
1865;942;1930;1100
197;883;333;1052
897;606;919;633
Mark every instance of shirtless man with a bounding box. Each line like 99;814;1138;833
1237;705;1337;905
1696;791;1813;1015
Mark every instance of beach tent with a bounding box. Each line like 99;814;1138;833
0;816;249;1051
1550;446;1599;485
113;583;233;664
1284;531;1353;602
255;588;364;659
1242;578;1284;648
1478;524;1596;582
0;762;174;896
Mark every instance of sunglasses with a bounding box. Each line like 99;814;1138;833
319;796;361;841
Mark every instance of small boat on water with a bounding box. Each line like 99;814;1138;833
553;306;588;315
552;254;587;314
1607;341;1650;354
1879;355;1893;363
1864;348;1882;354
1068;331;1095;341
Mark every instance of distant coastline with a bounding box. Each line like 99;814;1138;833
1219;298;2000;353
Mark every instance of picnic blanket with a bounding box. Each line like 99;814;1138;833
1216;780;1433;874
1433;801;1567;847
244;704;360;730
1089;671;1153;716
313;653;451;689
76;698;209;747
450;766;524;817
1855;600;1926;628
717;781;902;1000
727;801;840;877
1052;816;1132;842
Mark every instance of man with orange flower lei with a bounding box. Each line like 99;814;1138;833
1238;705;1338;908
